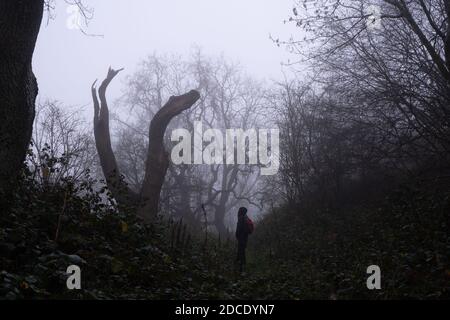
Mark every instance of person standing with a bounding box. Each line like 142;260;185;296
235;207;254;273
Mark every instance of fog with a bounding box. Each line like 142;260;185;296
4;0;449;301
33;0;297;107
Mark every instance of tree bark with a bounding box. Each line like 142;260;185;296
92;67;200;222
138;90;200;221
214;203;228;237
213;165;239;237
92;68;140;208
0;0;44;209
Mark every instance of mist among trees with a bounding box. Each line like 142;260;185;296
1;0;450;300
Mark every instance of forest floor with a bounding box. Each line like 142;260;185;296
0;197;293;299
0;172;303;300
1;177;450;299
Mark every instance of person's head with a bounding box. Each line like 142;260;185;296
238;207;247;218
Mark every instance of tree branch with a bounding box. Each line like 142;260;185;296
92;67;139;207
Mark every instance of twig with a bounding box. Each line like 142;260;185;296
201;204;208;249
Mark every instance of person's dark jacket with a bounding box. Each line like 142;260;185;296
235;215;250;243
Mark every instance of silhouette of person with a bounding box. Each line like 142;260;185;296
235;207;251;273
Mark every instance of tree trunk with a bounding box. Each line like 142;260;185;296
0;0;44;209
214;204;228;238
173;166;197;225
92;68;140;208
213;165;239;237
138;90;200;221
92;68;200;222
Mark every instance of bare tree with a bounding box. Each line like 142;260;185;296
112;52;269;235
281;0;450;170
272;79;397;210
193;55;268;235
91;67;200;222
30;100;96;186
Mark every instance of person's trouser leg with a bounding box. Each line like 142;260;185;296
237;240;247;272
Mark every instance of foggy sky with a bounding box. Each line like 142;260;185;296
33;0;297;108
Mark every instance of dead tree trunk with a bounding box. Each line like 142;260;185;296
0;0;44;209
92;67;200;222
214;202;228;237
91;68;140;209
213;165;239;237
